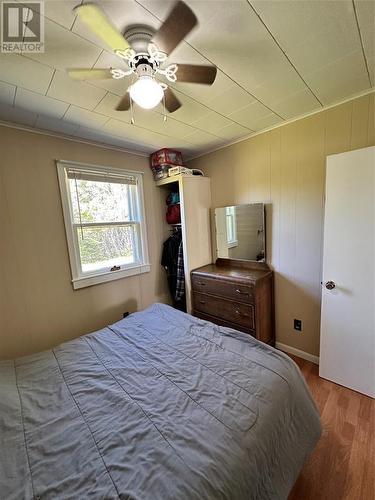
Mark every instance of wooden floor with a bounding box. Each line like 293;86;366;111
288;356;374;500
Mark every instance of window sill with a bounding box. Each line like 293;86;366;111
227;240;238;249
72;263;150;290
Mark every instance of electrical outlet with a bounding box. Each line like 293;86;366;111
294;319;302;331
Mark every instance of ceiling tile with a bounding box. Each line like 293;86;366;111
269;88;321;119
251;0;357;55
0;54;53;94
27;18;102;72
251;0;371;96
75;126;146;151
63;106;109;128
133;107;197;139
176;1;307;102
250;113;282;132
23;0;78;30
183;129;224;147
0;81;16;106
135;0;176;22
15;88;68;118
77;126;109;143
192;112;244;135
355;0;375;55
303;50;370;104
367;55;375;84
228;100;280;130
102;118;167;148
215;122;250;141
355;0;375;84
168;90;214;122
47;70;107;110
206;84;256;116
43;0;78;30
0;103;37;127
94;92;130;121
35;115;80;136
252;69;316;113
103;117;195;153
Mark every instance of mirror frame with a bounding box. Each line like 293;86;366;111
211;203;266;264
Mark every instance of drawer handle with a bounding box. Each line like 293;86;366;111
236;289;249;296
235;310;249;317
197;281;206;286
199;300;206;304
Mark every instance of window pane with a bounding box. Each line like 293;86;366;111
77;225;139;273
69;178;135;224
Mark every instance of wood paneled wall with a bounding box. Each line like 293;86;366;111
0;127;169;359
189;93;375;357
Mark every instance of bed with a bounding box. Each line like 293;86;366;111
0;303;321;500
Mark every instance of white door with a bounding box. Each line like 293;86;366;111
320;146;375;398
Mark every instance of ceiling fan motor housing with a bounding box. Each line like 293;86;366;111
135;61;155;77
123;24;155;53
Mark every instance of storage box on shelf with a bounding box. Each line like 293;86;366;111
150;148;184;181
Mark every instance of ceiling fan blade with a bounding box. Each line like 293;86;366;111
67;68;113;80
164;88;182;113
176;64;217;85
151;1;197;56
74;3;130;53
116;93;130;111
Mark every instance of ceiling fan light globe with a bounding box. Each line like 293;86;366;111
129;76;164;110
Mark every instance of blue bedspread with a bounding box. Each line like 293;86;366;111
0;303;321;499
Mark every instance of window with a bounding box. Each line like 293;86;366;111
57;161;149;289
226;206;238;248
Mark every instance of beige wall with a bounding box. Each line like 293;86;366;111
0;126;169;359
189;93;375;357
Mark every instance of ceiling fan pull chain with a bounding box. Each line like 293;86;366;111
130;96;135;125
163;93;167;123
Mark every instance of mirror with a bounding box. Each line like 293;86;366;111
213;203;265;262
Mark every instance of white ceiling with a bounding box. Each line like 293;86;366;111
0;0;373;158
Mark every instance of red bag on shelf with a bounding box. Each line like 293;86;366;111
166;204;181;224
150;148;183;168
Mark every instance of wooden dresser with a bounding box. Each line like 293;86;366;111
191;259;274;346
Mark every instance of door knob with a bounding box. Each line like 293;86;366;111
324;281;336;290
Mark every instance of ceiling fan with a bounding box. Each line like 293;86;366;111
67;1;217;114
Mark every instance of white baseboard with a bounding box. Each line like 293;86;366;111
276;342;320;365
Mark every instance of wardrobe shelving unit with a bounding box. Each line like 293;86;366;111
156;174;212;313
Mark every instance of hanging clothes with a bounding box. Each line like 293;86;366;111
175;240;185;302
161;230;186;311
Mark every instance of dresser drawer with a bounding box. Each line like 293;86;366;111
191;275;254;303
193;292;255;329
193;310;256;337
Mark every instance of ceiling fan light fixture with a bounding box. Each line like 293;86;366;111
129;76;164;110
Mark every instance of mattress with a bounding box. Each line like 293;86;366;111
0;303;321;499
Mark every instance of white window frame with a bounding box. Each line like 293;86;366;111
56;160;150;290
226;206;238;248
